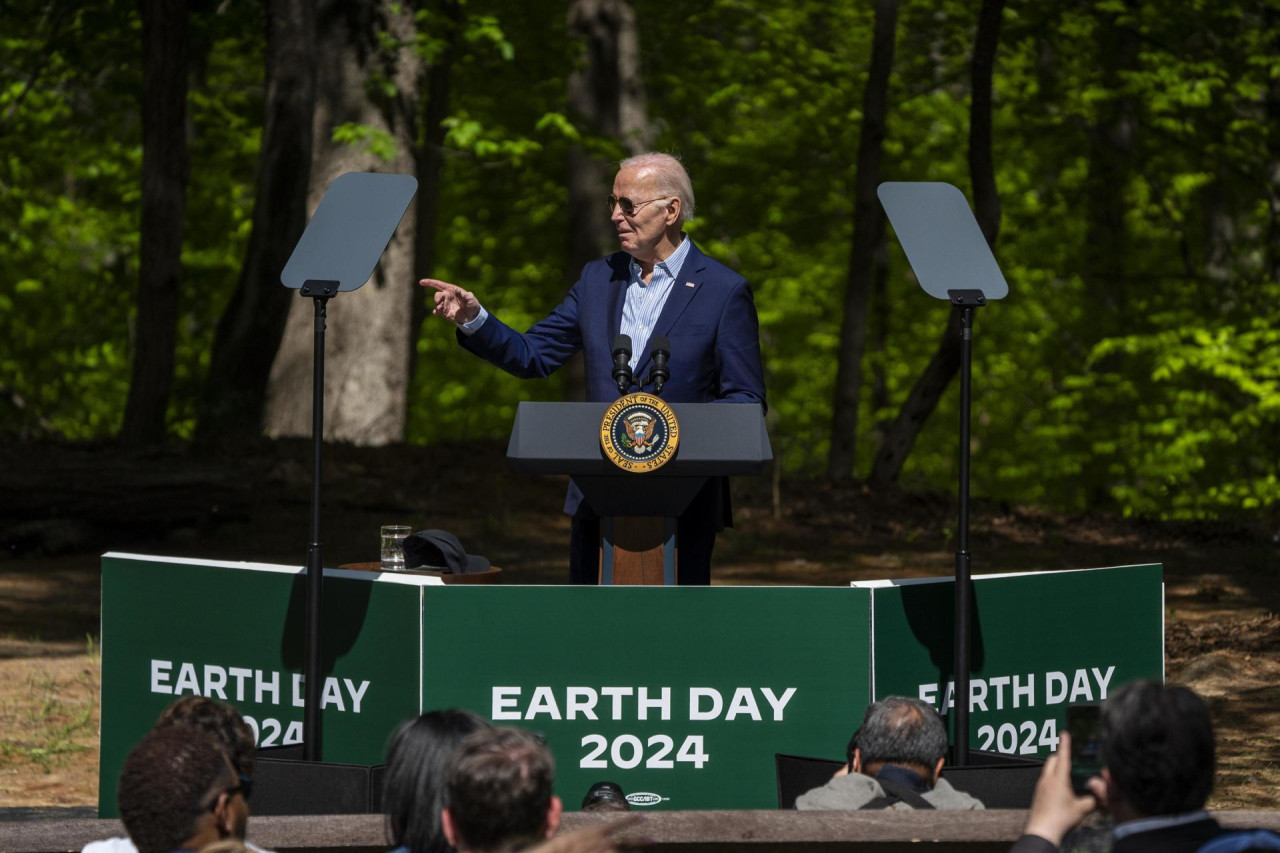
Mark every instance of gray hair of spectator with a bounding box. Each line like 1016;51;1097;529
856;696;949;768
1101;680;1214;816
619;152;696;223
384;708;491;853
155;696;257;778
445;727;555;852
117;725;235;853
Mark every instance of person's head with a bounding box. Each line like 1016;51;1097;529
384;709;491;853
1099;680;1214;819
442;727;561;853
118;725;247;853
611;152;694;264
155;696;257;780
852;696;949;786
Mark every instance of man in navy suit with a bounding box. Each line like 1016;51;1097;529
421;152;766;585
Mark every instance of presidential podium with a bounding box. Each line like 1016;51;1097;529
507;402;772;584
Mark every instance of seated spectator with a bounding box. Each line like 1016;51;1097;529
84;698;267;853
1012;680;1245;853
117;725;247;853
796;695;983;811
384;709;491;853
442;727;562;853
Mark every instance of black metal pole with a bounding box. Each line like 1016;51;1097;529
952;302;976;766
303;290;330;762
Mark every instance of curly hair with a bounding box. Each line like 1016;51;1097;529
155;696;257;777
117;725;235;853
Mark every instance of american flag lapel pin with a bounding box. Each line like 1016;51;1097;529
685;281;695;287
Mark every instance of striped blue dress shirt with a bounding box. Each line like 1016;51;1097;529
620;236;692;370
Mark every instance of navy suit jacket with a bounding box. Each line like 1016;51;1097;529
458;240;767;516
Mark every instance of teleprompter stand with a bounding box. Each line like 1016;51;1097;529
878;182;1009;766
252;172;415;814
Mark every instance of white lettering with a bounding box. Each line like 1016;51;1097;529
761;687;797;721
638;687;671;721
1069;669;1093;703
988;675;1010;710
725;687;762;721
256;670;279;705
566;687;599;721
1092;666;1115;699
174;663;200;696
970;678;989;712
203;665;228;700
526;686;562;720
919;682;938;708
344;679;369;713
601;687;633;720
151;660;173;694
321;676;344;711
492;687;521;720
689;688;723;721
228;667;252;702
1013;674;1034;709
1046;671;1068;704
292;673;305;708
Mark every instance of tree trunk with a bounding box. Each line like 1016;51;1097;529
197;0;317;442
827;0;898;481
563;0;651;400
263;0;420;445
407;0;461;387
119;0;188;446
867;0;1005;487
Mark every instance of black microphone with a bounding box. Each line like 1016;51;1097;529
647;335;670;395
611;334;633;396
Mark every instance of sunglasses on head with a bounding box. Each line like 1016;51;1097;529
607;194;671;216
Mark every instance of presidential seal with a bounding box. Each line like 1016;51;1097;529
600;393;679;472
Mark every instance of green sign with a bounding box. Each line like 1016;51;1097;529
421;586;871;810
99;554;423;817
862;564;1164;758
98;554;1162;817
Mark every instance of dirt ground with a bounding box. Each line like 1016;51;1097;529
1;439;1277;809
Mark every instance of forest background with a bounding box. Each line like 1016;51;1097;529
2;0;1280;524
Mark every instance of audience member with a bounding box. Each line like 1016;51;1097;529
442;727;562;853
85;696;267;850
116;725;246;853
384;709;491;853
796;695;983;811
1012;680;1243;853
84;698;267;853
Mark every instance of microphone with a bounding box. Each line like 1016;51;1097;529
647;335;670;395
611;334;633;396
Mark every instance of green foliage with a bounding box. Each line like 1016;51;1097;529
3;0;1278;521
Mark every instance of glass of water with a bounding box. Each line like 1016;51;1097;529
380;525;411;570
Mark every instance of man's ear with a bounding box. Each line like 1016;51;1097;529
851;747;863;775
931;757;945;785
212;791;233;837
442;807;459;847
664;196;682;226
544;795;563;839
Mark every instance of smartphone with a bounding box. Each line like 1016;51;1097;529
1065;703;1103;795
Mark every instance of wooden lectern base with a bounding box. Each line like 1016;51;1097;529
600;517;677;585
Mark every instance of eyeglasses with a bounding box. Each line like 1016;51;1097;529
607;194;671;216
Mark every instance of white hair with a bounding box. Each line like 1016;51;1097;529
619;152;696;224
